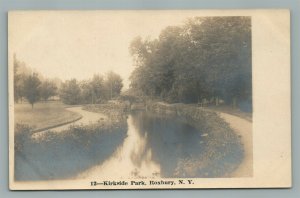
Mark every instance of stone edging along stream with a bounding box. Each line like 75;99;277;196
31;114;83;133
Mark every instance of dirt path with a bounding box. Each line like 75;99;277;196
218;112;253;177
32;107;106;137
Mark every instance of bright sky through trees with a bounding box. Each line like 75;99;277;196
10;11;208;89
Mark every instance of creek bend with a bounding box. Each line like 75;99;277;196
15;106;245;180
76;109;244;179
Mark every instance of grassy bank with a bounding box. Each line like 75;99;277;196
15;102;82;131
15;117;127;181
14;102;129;181
146;102;245;177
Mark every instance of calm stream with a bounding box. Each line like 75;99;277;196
15;108;243;180
78;110;239;179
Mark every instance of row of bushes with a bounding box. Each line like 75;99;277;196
83;102;129;121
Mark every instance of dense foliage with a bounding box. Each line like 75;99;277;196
129;17;252;106
14;55;58;107
22;73;41;108
59;71;123;105
13;55;123;106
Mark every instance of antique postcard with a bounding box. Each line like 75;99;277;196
8;10;291;190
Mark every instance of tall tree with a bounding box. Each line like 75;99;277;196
80;80;93;104
186;17;252;106
104;71;123;99
23;73;41;108
90;74;105;103
129;16;251;106
14;54;22;103
13;55;26;103
80;75;105;104
40;80;58;101
59;79;82;105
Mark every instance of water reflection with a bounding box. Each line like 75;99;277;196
78;113;161;179
80;110;243;179
130;111;205;178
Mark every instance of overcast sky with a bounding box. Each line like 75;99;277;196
9;10;212;89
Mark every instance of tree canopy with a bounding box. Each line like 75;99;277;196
14;55;58;106
23;73;41;108
59;79;82;105
40;80;58;101
59;71;123;105
14;56;124;106
129;16;251;106
105;71;123;100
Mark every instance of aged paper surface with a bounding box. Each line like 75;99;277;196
8;10;291;190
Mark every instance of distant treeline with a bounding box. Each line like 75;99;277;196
129;17;252;107
13;56;123;107
59;72;123;105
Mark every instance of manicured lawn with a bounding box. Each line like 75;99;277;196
14;102;81;131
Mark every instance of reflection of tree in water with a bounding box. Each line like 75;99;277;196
130;111;244;178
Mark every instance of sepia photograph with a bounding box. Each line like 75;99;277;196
8;10;291;190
